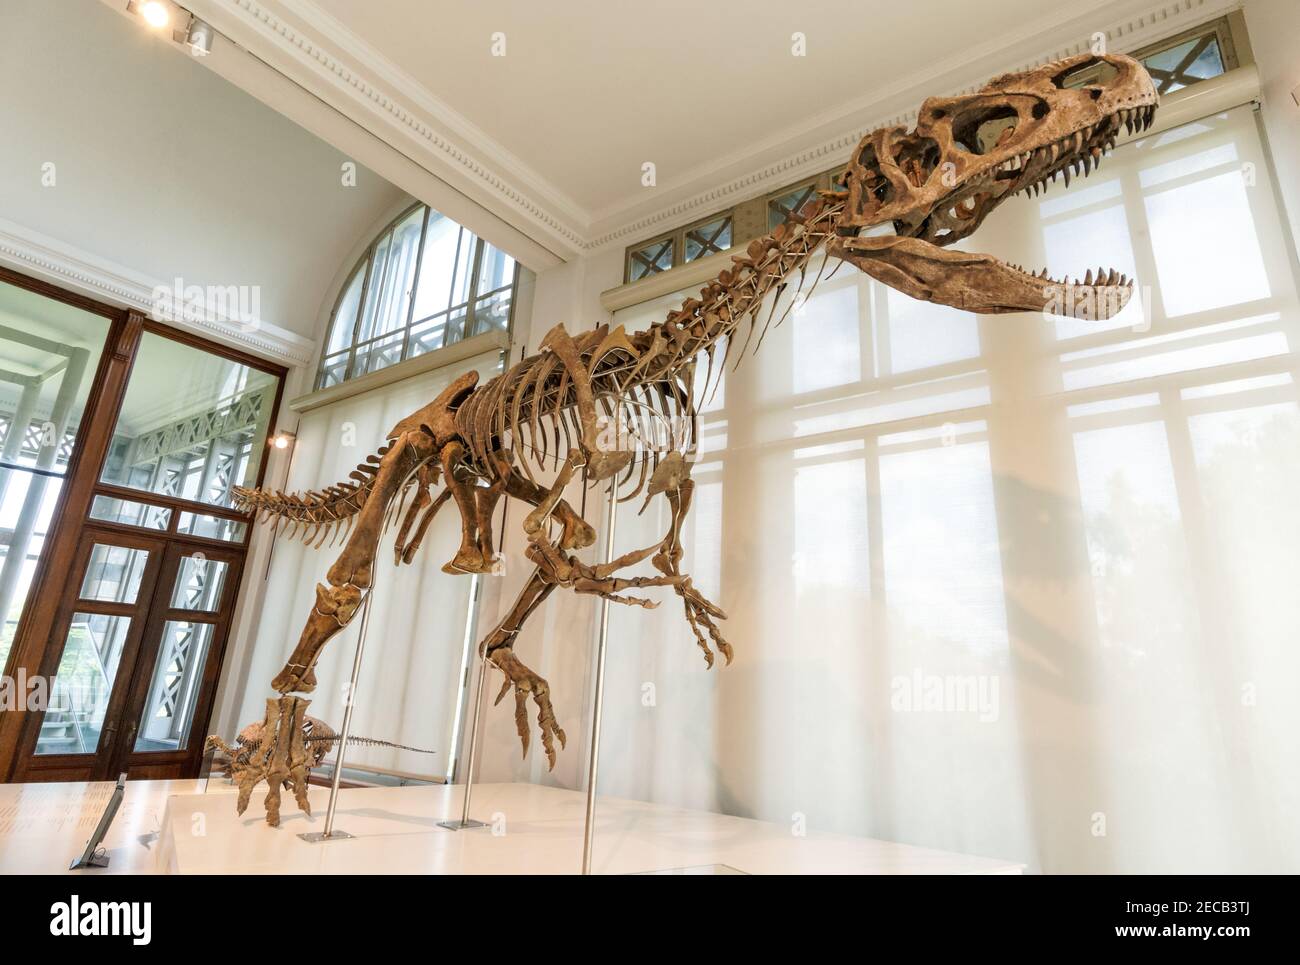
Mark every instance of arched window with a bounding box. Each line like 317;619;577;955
318;203;518;388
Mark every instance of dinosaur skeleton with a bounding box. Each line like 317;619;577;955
213;54;1157;825
204;696;437;825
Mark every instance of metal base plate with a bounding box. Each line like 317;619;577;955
437;819;490;831
297;830;355;843
69;849;110;870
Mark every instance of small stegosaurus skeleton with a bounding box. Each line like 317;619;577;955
214;54;1157;825
204;695;437;825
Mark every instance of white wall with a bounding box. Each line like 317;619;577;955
0;0;404;344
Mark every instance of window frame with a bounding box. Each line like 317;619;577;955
763;175;832;233
624;230;679;284
682;212;734;265
1131;16;1238;95
317;202;520;389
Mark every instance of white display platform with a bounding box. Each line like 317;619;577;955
160;781;1022;874
0;778;206;875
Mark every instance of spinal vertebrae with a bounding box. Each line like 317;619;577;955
215;53;1157;824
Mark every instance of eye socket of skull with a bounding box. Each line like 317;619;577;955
893;136;941;185
855;143;894;206
949;104;1021;155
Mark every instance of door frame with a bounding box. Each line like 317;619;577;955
119;537;246;779
22;526;168;780
0;266;286;782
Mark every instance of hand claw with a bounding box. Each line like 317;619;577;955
489;648;564;770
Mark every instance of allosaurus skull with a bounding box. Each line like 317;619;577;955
830;52;1158;318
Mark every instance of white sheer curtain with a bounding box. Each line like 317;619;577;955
600;105;1300;872
232;350;502;779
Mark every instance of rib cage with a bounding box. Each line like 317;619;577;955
455;197;847;500
454;342;697;500
235;197;845;523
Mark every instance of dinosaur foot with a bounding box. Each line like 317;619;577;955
488;647;566;769
217;695;316;827
270;663;317;694
441;546;492;575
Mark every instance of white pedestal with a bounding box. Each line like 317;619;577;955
159;782;1023;875
0;778;206;875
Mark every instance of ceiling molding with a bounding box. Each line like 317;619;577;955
193;0;1239;257
194;0;589;259
0;218;317;367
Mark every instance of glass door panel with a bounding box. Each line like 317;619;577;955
79;542;150;603
35;613;132;755
131;544;240;757
0;278;112;673
170;554;228;611
176;511;247;542
27;529;164;768
87;494;171;529
134;620;216;752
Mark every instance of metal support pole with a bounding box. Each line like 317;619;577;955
581;485;618;875
438;633;490;831
298;592;373;843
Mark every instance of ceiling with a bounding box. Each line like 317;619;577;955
4;0;407;365
306;0;1075;216
186;0;1196;256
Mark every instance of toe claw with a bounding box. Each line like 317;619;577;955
494;676;512;707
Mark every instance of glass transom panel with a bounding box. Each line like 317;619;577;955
97;331;279;510
320;205;517;388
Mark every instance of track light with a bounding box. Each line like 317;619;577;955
186;18;214;55
126;3;220;55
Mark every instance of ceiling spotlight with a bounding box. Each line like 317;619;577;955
138;1;170;28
